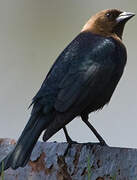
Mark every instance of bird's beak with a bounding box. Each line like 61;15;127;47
116;11;135;23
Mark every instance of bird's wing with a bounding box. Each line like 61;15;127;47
55;40;116;112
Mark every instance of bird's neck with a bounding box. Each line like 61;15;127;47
81;19;122;43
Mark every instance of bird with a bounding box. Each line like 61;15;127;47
0;9;135;172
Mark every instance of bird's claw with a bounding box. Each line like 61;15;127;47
67;140;78;144
99;140;108;146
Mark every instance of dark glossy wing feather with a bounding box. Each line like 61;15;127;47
55;62;115;112
55;38;116;112
32;32;117;114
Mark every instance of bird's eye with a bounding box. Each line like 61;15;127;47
105;12;114;20
106;13;111;18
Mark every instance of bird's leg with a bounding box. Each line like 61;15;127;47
63;126;77;157
81;114;107;146
63;126;77;144
63;126;73;143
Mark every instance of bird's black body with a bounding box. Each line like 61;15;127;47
34;32;126;114
40;32;127;141
0;8;134;172
0;32;127;170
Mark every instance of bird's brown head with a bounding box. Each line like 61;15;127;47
82;9;135;39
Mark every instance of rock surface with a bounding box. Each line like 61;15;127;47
0;138;137;180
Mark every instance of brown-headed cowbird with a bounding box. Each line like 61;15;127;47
0;9;135;171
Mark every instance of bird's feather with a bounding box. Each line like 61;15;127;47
55;36;116;112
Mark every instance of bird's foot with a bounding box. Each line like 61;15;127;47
82;141;108;146
99;140;108;146
67;139;78;144
65;136;77;144
63;143;71;157
63;140;78;157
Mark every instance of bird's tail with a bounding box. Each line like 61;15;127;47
0;113;51;172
